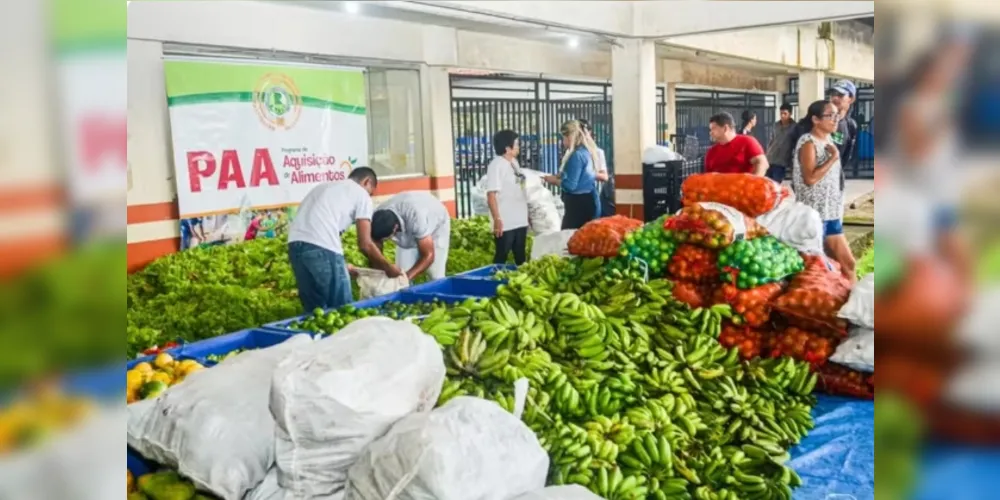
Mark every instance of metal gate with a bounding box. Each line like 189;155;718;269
451;75;668;218
672;88;778;161
783;78;874;179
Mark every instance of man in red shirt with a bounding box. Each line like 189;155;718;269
704;112;770;176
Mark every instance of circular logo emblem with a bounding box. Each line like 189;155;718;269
253;73;302;131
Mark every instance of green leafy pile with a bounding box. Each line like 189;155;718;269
127;217;521;356
0;244;124;388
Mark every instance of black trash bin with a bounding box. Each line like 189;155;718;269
641;160;685;223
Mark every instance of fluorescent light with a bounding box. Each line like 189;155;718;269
567;37;579;49
344;1;360;14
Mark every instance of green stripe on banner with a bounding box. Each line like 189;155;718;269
163;60;366;108
167;92;366;115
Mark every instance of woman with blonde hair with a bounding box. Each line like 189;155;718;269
544;120;600;229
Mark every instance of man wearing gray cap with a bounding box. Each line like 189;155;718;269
828;79;859;190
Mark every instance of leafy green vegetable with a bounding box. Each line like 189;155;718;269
127;217;530;356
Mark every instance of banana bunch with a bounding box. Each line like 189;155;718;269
590;467;649;500
582;384;629;418
720;442;802;500
498;349;557;385
743;357;818;397
619;432;674;479
583;415;637;452
658;304;733;341
542;421;596;483
445;329;511;378
436;377;487;406
603;319;652;359
419;309;466;346
496;274;556;312
545;370;586;419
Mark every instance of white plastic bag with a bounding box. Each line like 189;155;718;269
512;486;607;500
829;327;874;373
2;406;124;500
642;146;684;164
757;198;825;255
127;335;314;500
271;318;446;499
838;273;875;329
531;230;577;260
472;176;491;217
946;360;1000;413
344;396;549;500
356;268;410;299
957;287;1000;355
522;170;563;235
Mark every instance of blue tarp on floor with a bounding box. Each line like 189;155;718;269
917;444;1000;500
790;395;875;499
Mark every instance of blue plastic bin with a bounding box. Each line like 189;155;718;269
393;290;484;306
457;264;516;280
126;329;296;371
409;277;502;298
263;292;405;332
62;364;126;401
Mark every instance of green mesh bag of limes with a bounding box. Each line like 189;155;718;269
718;235;805;289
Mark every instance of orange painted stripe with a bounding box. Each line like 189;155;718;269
0;234;67;279
443;200;457;218
616;203;645;222
373;176;450;196
616;174;643;190
431;176;456;190
0;185;64;215
127;202;179;225
128;238;180;274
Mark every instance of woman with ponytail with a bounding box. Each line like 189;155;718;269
544;120;600;229
793;99;855;282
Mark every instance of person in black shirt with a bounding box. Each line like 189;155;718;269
828;80;859;190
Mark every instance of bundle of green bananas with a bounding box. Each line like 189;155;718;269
282;254;820;500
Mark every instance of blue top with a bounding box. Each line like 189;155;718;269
560;146;601;216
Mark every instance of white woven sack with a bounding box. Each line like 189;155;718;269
271;318;446;499
829;327;874;373
838;273;875;329
512;486;607;500
127;335;314;500
344;396;549;500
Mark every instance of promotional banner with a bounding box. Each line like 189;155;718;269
164;59;368;250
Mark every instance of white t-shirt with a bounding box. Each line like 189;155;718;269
288;181;374;254
377;191;450;249
595;148;608;174
484;156;529;231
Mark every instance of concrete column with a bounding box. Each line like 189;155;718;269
419;65;457;214
611;39;658;219
386;70;416;170
420;66;454;179
798;69;827;110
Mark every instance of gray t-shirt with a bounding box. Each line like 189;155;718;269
377;192;450;249
792;134;845;221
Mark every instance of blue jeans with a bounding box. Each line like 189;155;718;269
288;242;353;312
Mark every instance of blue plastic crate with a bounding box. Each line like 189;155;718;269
263;292;405;333
62;364;126;401
126;329;298;370
408;277;502;298
457;264;516;279
128;447;157;477
393;290;485;305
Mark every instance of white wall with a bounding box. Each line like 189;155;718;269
663;23;874;82
421;0;872;38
